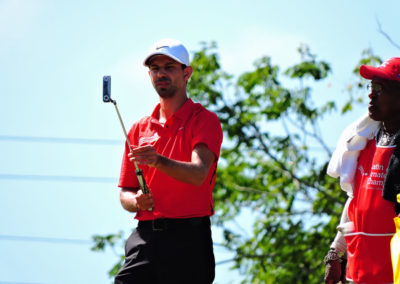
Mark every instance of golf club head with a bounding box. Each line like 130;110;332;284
103;75;112;102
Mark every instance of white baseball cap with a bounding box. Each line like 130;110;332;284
143;39;190;67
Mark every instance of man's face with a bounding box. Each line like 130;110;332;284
148;55;191;98
368;78;400;123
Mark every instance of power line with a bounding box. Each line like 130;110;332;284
0;174;117;183
0;234;92;245
0;135;122;145
0;234;225;250
0;135;334;152
0;282;44;284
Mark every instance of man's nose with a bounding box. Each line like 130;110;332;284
157;67;167;76
368;89;378;99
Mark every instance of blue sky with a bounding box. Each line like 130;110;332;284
1;0;400;283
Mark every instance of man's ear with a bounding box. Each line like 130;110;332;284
183;66;193;82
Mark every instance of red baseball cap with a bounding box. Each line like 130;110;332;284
359;57;400;82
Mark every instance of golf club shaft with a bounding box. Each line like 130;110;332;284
112;101;149;194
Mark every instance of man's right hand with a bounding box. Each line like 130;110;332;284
120;187;154;213
134;189;154;211
324;249;346;284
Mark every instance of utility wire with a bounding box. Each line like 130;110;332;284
0;174;117;183
0;282;44;284
0;234;233;270
0;135;332;152
0;135;121;184
0;135;122;145
0;234;92;245
0;234;229;252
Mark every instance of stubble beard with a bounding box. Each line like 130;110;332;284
156;85;178;98
154;77;178;98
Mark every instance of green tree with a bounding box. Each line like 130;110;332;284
92;42;381;283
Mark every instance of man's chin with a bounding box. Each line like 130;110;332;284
157;90;175;98
368;111;381;122
156;87;176;98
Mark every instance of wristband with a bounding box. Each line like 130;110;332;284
324;248;345;265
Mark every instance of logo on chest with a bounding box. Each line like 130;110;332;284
139;133;160;146
365;163;387;190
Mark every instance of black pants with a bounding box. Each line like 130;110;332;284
114;217;215;284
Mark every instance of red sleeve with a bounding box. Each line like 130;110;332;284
191;109;223;159
118;124;139;189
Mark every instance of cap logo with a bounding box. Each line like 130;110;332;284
392;65;400;79
382;61;389;67
144;39;188;66
156;45;169;50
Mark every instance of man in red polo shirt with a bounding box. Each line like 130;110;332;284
114;39;223;284
324;58;400;283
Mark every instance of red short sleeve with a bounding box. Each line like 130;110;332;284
191;109;223;159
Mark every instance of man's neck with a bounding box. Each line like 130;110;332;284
382;119;400;135
159;94;188;123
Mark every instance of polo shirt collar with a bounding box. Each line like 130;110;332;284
173;98;194;121
150;98;195;122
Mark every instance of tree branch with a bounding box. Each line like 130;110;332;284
216;258;236;265
377;18;400;50
284;115;332;156
232;183;268;194
248;121;339;202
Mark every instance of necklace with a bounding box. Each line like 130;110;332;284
377;126;400;146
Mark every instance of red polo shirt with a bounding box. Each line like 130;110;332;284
118;98;223;220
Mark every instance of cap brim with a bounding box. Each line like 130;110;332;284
143;52;185;67
359;65;391;80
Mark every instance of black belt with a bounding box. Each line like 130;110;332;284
138;216;210;231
